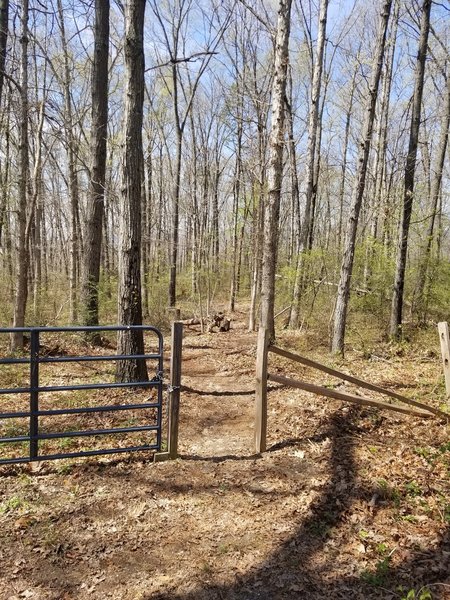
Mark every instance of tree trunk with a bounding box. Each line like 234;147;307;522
0;0;8;107
0;94;10;250
389;0;432;339
11;0;30;351
116;0;148;383
336;59;358;253
169;125;182;307
289;0;328;329
57;0;82;323
331;0;393;355
229;114;243;312
413;73;449;322
260;0;292;340
363;0;399;288
81;0;110;334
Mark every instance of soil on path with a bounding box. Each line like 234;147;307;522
0;314;449;600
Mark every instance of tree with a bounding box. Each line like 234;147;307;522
81;0;110;334
149;0;230;308
11;0;30;351
389;0;432;339
56;0;83;323
0;0;8;107
331;0;393;355
260;0;292;340
116;0;148;382
289;0;328;329
412;70;449;322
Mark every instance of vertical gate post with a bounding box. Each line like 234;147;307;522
438;322;450;406
168;321;183;459
29;329;39;460
255;327;269;453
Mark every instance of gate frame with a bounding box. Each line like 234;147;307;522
0;324;179;466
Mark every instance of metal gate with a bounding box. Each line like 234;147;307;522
0;325;164;465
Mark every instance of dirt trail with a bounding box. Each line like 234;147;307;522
179;323;256;458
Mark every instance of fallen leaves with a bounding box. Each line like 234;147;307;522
0;320;449;599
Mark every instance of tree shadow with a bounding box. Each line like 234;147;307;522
181;384;282;397
149;407;450;600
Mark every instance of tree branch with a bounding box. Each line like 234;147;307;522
146;51;218;72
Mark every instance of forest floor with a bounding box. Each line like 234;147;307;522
0;310;449;600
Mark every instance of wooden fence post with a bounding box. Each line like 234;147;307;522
438;322;450;406
255;327;269;453
168;321;183;459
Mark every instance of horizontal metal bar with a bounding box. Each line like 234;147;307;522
0;354;162;365
0;357;30;365
38;381;161;393
0;444;159;465
0;435;29;443
0;380;162;395
0;456;30;465
0;411;30;418
0;387;30;395
0;402;161;419
38;424;159;440
38;402;160;416
39;353;162;363
37;444;159;461
0;325;162;333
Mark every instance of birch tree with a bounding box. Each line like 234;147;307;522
260;0;292;340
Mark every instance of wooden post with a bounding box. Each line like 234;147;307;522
255;327;269;453
438;322;450;405
168;321;183;459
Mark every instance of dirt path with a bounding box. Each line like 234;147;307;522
0;317;449;600
179;322;256;458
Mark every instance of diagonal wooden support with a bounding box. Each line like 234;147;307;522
268;373;432;418
269;345;446;418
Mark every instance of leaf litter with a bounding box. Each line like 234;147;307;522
0;313;449;599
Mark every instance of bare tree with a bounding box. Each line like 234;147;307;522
149;0;231;308
389;0;432;339
331;0;393;355
413;70;449;322
0;0;8;106
56;0;83;323
11;0;30;350
260;0;292;340
289;0;328;329
81;0;110;334
116;0;148;382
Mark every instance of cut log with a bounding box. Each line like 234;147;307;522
220;318;231;332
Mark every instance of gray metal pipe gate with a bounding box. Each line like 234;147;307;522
0;324;182;466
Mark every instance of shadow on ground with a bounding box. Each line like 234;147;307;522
150;408;450;600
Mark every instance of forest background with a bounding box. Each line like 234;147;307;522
0;0;449;356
